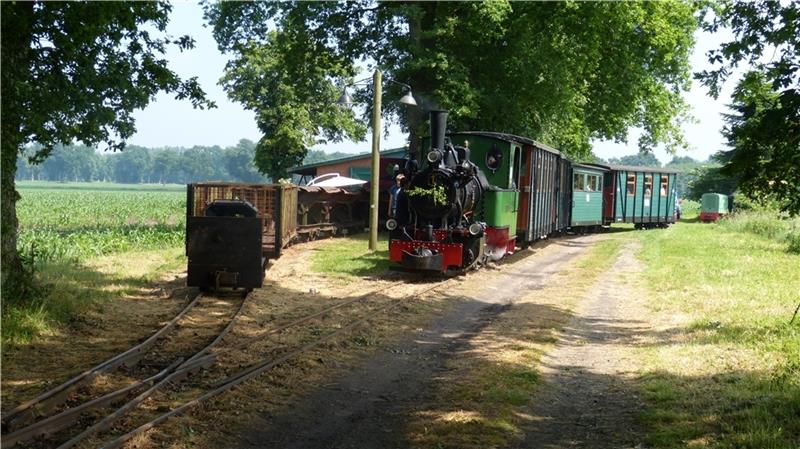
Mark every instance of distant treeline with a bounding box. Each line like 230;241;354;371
15;140;355;185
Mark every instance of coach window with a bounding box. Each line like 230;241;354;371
573;173;585;191
644;174;653;198
660;176;669;197
586;174;599;191
626;173;636;195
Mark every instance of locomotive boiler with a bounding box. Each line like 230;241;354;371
388;111;490;271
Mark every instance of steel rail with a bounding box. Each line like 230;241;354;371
54;291;252;449
53;286;390;448
0;360;182;449
97;281;450;449
205;283;396;359
1;293;204;430
2;291;248;449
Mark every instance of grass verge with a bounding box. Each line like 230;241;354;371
635;216;800;448
2;247;185;345
407;237;626;449
309;232;391;277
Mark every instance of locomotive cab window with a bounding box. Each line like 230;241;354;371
660;176;669;197
573;173;585;190
644;174;653;197
510;146;521;189
626;174;636;195
486;144;502;172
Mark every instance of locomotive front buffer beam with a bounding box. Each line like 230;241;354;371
389;239;463;272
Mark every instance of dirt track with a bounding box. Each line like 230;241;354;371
228;235;602;449
513;241;646;449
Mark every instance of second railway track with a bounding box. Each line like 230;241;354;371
1;291;250;449
3;277;455;449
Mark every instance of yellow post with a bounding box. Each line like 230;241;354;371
369;69;382;251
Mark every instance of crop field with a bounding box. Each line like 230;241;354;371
17;182;186;264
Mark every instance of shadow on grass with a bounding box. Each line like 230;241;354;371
1;251;188;345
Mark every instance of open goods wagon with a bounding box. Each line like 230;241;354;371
186;182;297;290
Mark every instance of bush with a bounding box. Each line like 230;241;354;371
680;199;700;216
719;210;800;253
786;227;800;254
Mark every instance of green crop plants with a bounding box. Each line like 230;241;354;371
4;183;188;344
17;187;185;264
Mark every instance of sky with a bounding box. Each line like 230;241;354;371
129;1;742;165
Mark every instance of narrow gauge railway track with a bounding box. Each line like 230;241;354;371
1;291;250;449
9;278;454;449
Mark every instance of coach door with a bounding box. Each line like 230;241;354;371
516;146;533;237
602;171;615;222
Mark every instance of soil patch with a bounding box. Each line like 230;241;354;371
514;241;648;449
225;235;598;449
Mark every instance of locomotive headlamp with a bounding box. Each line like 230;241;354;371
385;218;398;231
427;150;442;163
468;222;483;236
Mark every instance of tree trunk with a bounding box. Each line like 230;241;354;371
1;1;34;301
404;2;438;159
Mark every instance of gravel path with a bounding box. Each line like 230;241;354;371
229;236;599;449
515;241;647;449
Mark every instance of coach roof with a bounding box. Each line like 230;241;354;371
587;163;679;174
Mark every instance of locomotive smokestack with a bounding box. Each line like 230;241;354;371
429;110;448;151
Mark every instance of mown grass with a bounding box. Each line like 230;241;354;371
635;214;800;448
3;248;186;344
409;237;626;449
4;182;187;344
309;233;390;277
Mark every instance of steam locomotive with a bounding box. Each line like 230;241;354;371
388;111;679;272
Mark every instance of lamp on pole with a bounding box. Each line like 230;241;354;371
338;70;416;251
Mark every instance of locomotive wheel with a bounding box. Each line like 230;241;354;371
462;237;486;271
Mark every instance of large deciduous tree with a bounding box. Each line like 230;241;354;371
1;2;213;301
697;0;799;215
205;1;699;179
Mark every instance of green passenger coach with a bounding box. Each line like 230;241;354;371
570;164;606;228
590;164;678;229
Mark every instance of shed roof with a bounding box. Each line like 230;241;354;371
289;146;407;175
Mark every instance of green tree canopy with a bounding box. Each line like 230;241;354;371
718;72;798;213
205;1;699;179
608;152;662;167
687;165;739;201
1;1;213;300
697;0;799;214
